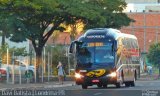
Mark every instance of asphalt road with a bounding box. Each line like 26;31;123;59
54;80;160;90
50;80;160;96
1;80;160;96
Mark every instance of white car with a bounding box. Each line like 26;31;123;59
0;60;35;79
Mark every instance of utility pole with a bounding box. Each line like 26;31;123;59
48;52;50;82
34;52;36;83
67;47;71;75
143;12;146;53
6;48;9;84
42;47;45;83
19;56;22;84
12;52;15;84
156;14;158;43
131;14;134;35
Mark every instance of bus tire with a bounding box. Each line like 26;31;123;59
125;82;130;87
115;83;121;88
103;84;107;88
97;84;103;88
130;81;135;87
82;84;88;89
121;71;124;83
131;75;136;87
135;71;137;80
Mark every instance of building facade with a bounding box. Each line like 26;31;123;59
123;0;160;12
121;12;160;52
50;12;160;53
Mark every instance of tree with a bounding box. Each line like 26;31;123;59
0;0;27;45
66;20;84;42
0;0;66;81
147;43;160;76
0;14;13;46
0;0;133;82
0;43;28;64
63;0;133;41
49;45;68;75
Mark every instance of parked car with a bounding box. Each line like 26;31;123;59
0;60;35;80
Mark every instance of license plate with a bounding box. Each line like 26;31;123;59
80;70;87;72
92;80;99;83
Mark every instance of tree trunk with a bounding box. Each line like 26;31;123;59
35;48;43;82
1;32;5;46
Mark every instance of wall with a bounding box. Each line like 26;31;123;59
121;12;160;52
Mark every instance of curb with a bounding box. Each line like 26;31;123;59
0;82;75;90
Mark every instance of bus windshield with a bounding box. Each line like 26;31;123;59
77;42;114;65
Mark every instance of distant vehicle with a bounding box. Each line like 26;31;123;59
69;28;140;89
0;60;34;80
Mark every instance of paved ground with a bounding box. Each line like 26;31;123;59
1;80;160;96
139;73;159;81
0;73;159;90
0;81;75;90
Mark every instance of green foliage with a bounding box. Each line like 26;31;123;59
147;43;160;67
50;45;67;66
0;43;28;64
9;47;28;56
0;0;132;44
0;43;9;55
45;45;71;75
0;43;28;56
0;0;133;78
59;0;133;41
60;0;133;29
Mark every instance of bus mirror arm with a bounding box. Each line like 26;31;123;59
114;48;118;52
69;41;82;53
112;44;117;52
69;41;75;53
112;48;117;56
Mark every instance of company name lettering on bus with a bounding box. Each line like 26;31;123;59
86;35;105;39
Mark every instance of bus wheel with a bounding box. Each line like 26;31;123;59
125;82;130;87
103;84;107;88
131;77;135;87
82;84;88;89
115;83;120;88
97;84;103;88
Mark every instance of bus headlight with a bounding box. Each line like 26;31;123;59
107;72;117;77
75;73;83;79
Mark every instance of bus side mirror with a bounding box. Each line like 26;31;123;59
69;41;83;53
69;41;75;53
114;48;118;52
112;41;117;52
112;44;117;52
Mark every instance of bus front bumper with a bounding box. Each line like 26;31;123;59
75;76;118;86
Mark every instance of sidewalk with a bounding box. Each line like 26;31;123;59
0;81;75;90
139;73;160;81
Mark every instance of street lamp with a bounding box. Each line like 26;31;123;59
29;50;33;66
34;39;39;83
50;45;55;76
6;47;9;84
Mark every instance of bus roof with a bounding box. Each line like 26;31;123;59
81;28;137;40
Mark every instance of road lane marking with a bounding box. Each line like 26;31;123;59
94;92;102;96
0;83;74;90
150;83;154;86
44;84;73;88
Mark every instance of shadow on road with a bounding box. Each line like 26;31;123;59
86;85;127;89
